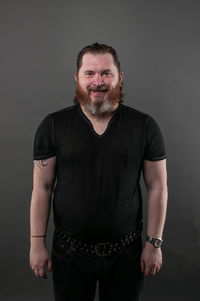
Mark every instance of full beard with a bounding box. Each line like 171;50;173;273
75;80;121;117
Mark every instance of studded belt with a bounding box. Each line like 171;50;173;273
54;222;143;257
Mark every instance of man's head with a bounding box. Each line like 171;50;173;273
74;43;124;116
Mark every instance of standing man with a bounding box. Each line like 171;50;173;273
30;42;168;301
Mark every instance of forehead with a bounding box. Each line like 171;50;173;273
80;53;117;71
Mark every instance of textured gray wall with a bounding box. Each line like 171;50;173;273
1;0;199;300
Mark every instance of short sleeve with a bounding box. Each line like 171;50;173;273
33;114;56;160
144;115;167;161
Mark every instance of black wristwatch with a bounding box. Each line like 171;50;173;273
146;235;163;248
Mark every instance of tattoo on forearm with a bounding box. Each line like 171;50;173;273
34;160;48;169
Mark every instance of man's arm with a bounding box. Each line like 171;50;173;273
29;156;56;279
141;158;168;277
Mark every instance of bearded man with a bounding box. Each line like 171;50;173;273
30;42;168;301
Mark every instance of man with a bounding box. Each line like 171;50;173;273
29;42;168;301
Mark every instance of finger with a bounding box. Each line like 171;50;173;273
39;267;46;278
144;266;151;278
151;268;156;276
48;260;52;272
34;268;40;277
156;265;162;273
140;259;144;273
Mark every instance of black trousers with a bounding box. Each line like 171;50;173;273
51;233;144;301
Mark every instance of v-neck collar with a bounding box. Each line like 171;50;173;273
77;102;122;138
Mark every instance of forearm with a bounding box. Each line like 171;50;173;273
30;188;52;247
146;185;168;238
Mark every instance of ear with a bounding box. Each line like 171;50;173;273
74;72;78;82
119;72;123;85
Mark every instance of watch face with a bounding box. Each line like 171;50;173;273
154;239;162;248
146;236;163;248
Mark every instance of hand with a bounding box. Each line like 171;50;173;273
140;242;162;277
29;245;52;279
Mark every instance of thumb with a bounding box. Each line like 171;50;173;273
48;259;52;272
141;258;145;273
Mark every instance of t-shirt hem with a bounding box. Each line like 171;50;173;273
33;153;57;160
144;154;167;161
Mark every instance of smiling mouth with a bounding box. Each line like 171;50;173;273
90;90;108;93
90;91;107;96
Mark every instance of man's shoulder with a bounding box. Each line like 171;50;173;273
50;103;77;115
48;103;77;119
121;103;149;120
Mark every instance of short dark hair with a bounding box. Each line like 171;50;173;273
76;42;121;73
74;42;124;103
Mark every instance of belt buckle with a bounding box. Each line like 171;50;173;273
95;242;111;256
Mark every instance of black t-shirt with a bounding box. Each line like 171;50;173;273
33;102;167;243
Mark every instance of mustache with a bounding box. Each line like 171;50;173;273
88;86;109;92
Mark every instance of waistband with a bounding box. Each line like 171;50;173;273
54;221;143;257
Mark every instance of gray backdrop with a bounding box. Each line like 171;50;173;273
1;0;199;300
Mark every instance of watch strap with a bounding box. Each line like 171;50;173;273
146;235;163;248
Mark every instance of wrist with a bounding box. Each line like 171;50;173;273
30;239;46;249
145;235;163;248
30;235;46;247
145;241;160;250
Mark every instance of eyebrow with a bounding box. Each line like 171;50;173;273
83;69;112;73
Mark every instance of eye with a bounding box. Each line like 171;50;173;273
102;72;111;77
84;72;94;77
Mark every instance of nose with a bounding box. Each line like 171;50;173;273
92;73;104;86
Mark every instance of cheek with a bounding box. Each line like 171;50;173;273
105;78;118;87
78;80;90;90
83;80;93;88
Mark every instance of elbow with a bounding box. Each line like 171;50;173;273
147;182;168;194
32;184;53;195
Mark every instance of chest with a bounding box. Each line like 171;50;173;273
56;118;144;172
